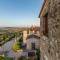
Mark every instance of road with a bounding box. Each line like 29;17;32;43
1;37;27;60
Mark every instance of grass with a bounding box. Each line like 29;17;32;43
0;57;14;60
12;41;20;52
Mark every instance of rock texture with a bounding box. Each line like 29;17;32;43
48;0;60;60
39;0;60;60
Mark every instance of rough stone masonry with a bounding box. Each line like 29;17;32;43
48;0;60;60
39;0;60;60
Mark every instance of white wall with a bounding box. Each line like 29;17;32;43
23;31;27;44
27;38;40;50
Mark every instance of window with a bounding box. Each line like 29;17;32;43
43;13;48;36
31;43;35;50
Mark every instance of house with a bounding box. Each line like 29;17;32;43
39;0;60;60
26;34;40;50
23;26;40;45
0;47;5;57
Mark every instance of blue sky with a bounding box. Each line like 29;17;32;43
0;0;44;27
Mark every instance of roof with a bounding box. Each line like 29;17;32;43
27;34;40;39
38;0;47;18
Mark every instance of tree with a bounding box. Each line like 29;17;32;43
18;56;27;60
36;49;40;60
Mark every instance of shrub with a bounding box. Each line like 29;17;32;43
18;56;27;60
12;41;20;52
36;49;40;60
0;57;14;60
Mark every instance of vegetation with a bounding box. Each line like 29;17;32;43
12;40;20;52
36;49;40;60
18;56;27;60
0;31;23;46
0;56;14;60
12;34;23;52
0;32;15;45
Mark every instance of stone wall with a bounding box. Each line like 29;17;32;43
39;0;60;60
48;0;60;60
40;35;50;60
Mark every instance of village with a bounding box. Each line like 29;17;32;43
0;26;40;60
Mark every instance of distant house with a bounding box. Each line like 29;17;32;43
23;26;40;44
26;34;40;50
0;47;5;57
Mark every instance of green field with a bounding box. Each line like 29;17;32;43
0;31;23;46
0;57;14;60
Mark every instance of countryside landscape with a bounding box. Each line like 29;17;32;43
0;0;60;60
0;27;40;60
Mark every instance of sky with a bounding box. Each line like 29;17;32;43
0;0;44;27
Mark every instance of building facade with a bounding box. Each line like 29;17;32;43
26;34;40;50
39;0;60;60
23;26;40;44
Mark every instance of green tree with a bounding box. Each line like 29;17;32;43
18;56;27;60
36;49;40;60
